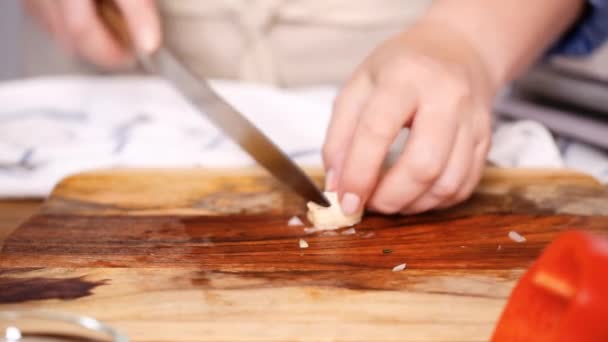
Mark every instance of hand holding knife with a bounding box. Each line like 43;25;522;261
95;0;330;207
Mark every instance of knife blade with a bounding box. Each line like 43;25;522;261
142;50;330;207
95;0;329;206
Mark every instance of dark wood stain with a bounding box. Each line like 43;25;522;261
2;212;607;272
188;269;518;295
0;275;108;303
1;179;607;296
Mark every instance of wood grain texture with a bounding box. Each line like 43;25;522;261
0;200;43;243
1;167;608;342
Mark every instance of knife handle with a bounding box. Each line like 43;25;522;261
94;0;133;49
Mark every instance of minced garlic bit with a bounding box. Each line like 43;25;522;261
299;239;309;249
509;230;527;243
307;192;363;230
392;263;407;272
287;216;304;226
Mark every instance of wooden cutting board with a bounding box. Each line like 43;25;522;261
1;168;608;342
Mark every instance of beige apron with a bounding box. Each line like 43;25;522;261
23;0;431;87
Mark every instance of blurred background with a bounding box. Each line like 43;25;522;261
4;0;608;85
0;0;21;80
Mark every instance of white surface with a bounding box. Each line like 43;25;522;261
0;76;606;198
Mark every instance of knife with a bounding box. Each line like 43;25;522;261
95;0;330;207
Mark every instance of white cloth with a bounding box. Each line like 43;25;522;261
489;120;564;168
0;76;606;198
489;120;608;183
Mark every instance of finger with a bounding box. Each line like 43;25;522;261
337;83;418;214
398;193;441;215
59;0;128;68
438;137;490;209
438;108;492;209
322;72;373;191
116;0;161;53
367;101;460;214
400;123;474;214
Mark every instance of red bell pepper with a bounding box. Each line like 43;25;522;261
492;230;608;342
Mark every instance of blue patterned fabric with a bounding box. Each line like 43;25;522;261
550;0;608;56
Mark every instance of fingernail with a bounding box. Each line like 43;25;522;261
340;193;360;215
137;27;159;53
325;169;335;191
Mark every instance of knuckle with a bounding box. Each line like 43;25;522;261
376;55;439;85
450;79;472;99
359;116;394;142
376;58;411;84
405;54;440;73
442;79;472;109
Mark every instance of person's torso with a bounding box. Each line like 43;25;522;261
23;0;431;87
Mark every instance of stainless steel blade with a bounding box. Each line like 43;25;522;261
139;49;330;207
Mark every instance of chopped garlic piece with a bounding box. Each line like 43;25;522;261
307;192;362;230
299;239;309;249
509;231;526;243
287;216;304;226
392;263;407;272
